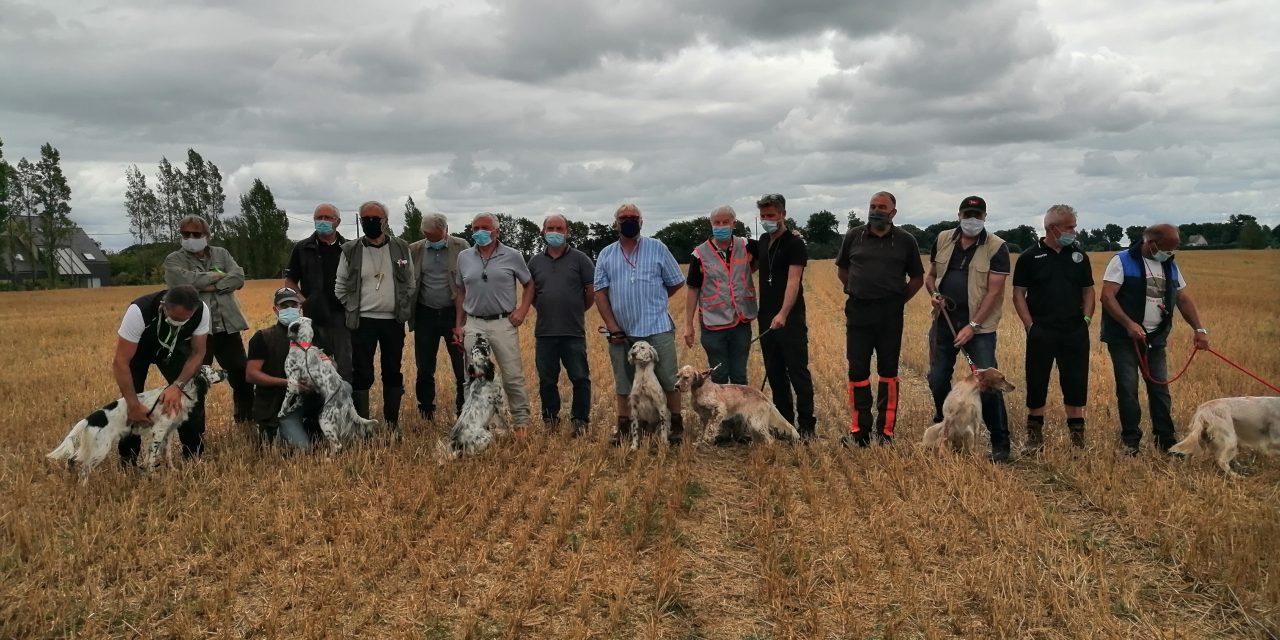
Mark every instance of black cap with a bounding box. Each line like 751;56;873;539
274;287;301;306
756;193;786;209
959;196;986;214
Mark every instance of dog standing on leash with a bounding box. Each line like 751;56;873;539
674;365;801;446
1169;396;1280;475
442;333;506;458
626;341;670;450
48;365;228;482
280;317;379;453
922;368;1016;454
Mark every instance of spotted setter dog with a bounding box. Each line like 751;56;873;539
280;317;379;453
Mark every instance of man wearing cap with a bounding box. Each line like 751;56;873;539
834;191;924;448
111;284;210;463
1012;204;1095;454
1100;223;1209;456
335;201;416;430
451;212;536;435
527;213;596;437
408;212;469;421
595;203;687;446
924;195;1013;463
682;205;758;386
755;194;817;440
245;287;329;449
163;214;255;422
284;203;351;381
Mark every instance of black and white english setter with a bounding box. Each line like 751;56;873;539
627;340;670;450
440;333;506;459
48;365;228;482
281;317;379;453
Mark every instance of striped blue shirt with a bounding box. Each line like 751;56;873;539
594;237;685;337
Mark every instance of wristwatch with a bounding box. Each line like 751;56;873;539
1195;327;1209;335
968;321;980;330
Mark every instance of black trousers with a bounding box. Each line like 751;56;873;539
351;317;406;392
413;305;464;415
119;356;206;463
759;315;816;430
1025;323;1090;409
203;331;254;421
844;297;905;440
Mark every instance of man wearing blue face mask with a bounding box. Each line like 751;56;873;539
683;205;758;387
246;287;329;449
285;203;351;381
1012;204;1096;454
1101;223;1209;457
527;213;596;436
407;212;469;421
924;195;1012;462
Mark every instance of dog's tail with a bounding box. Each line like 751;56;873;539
47;421;86;463
1170;403;1221;458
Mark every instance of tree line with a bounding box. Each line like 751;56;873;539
0;138;76;288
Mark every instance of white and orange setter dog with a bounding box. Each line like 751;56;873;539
922;368;1016;454
675;365;801;446
1169;396;1280;475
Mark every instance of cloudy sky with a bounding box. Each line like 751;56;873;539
2;0;1277;249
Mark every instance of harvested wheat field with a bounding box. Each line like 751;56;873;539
2;250;1278;639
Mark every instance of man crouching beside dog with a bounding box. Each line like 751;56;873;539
246;287;327;450
112;284;210;464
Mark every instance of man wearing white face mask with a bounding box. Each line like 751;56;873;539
1101;223;1209;457
527;214;596;436
163;214;254;422
924;195;1012;463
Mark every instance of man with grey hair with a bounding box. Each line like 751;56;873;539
285;203;351;381
408;212;469;420
163;214;254;422
452;212;536;435
336;201;416;430
595;203;687;446
683;205;758;387
1012;204;1096;453
527;213;596;436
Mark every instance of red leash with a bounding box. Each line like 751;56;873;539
1133;340;1280;393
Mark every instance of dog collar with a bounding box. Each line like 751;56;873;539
290;342;313;348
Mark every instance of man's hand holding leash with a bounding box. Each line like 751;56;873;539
769;315;787;331
126;399;153;425
598;325;627;345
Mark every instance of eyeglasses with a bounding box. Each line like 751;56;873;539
179;231;205;239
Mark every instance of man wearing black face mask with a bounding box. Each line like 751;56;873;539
335;201;416;430
111;285;210;464
835;191;924;448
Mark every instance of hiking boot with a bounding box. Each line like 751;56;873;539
840;433;868;449
798;428;817;442
668;413;685;446
418;407;434;422
1069;426;1086;449
544;416;561;431
1122;444;1141;457
989;447;1012;464
352;390;371;420
875;433;894;446
570;419;588;438
1022;423;1045;456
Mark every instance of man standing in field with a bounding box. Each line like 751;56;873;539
595;203;687;446
284;203;351;382
835;191;924;448
335;201;415;430
452;212;536;436
407;212;469;421
1100;223;1209;456
755;194;817;440
683;205;758;385
1012;204;1095;454
925;196;1012;463
527;213;596;437
163;214;254;422
112;284;210;463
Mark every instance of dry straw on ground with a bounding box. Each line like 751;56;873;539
1;251;1277;639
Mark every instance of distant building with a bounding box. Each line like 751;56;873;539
1187;234;1209;247
1;219;112;288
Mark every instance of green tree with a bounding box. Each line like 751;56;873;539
222;179;290;278
124;164;160;244
1103;223;1123;248
180;149;225;235
155;157;184;242
804;211;840;246
993;225;1037;251
1237;220;1268;249
32;143;75;288
1125;225;1145;246
920;221;959;252
899;224;932;253
576;222;616;259
847;210;865;230
567;220;589;248
0;138;10;281
400;196;424;243
8;158;39;284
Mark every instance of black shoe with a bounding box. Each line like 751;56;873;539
840;433;869;448
418;408;434;421
545;416;561;431
989;448;1012;464
570;419;588;438
798;428;817;442
1122;444;1140;457
875;433;894;446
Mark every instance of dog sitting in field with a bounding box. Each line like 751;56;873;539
280;317;379;453
1169;396;1280;475
922;368;1016;455
625;340;670;450
675;365;801;446
47;365;228;482
440;333;505;458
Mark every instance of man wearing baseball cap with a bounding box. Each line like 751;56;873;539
924;196;1013;463
245;287;329;449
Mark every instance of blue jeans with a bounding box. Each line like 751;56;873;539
277;407;313;451
927;326;1009;450
700;322;752;385
1107;341;1176;450
535;336;591;422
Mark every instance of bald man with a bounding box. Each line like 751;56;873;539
1100;223;1209;457
285;203;351;381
